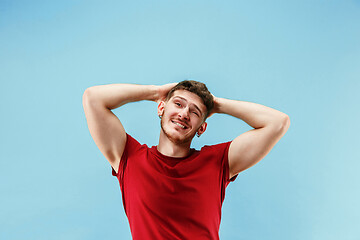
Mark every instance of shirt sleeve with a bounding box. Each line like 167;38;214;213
111;133;141;179
222;141;238;184
207;141;238;204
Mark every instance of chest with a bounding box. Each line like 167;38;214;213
122;151;223;217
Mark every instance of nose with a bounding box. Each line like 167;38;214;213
178;107;190;120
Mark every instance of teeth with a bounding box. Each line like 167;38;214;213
174;122;185;129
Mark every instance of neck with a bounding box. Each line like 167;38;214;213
157;131;192;158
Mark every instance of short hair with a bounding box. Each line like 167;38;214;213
166;80;214;119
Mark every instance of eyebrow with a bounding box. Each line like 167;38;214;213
173;96;203;115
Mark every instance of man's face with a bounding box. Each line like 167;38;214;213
158;90;208;145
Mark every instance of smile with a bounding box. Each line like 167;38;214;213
172;120;187;129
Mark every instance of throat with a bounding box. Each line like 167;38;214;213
158;131;192;158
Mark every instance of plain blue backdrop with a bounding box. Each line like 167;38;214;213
1;0;359;239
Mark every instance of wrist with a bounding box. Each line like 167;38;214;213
212;96;223;114
147;85;159;102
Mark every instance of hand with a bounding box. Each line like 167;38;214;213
155;83;178;103
207;94;220;118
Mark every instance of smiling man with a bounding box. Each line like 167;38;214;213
82;80;290;239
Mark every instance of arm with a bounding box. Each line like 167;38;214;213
82;83;175;173
211;97;290;179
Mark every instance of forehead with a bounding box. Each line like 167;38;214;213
170;90;206;111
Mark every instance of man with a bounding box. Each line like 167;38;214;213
82;80;290;239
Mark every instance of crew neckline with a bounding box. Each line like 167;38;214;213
150;146;198;161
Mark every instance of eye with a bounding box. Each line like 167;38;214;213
192;111;199;116
175;102;181;107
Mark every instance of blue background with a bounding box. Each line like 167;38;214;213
1;0;359;239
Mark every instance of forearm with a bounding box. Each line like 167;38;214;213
84;84;158;110
214;97;289;129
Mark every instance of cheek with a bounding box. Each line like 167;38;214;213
162;109;175;120
191;119;202;128
165;107;178;116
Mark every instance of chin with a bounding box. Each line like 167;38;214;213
172;134;194;145
161;122;195;145
166;130;193;145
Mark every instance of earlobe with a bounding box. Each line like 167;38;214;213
197;122;207;136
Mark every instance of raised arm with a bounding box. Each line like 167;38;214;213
211;97;290;179
82;83;175;173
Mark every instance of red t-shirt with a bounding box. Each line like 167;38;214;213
112;134;238;240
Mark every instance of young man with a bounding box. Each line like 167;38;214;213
82;80;290;239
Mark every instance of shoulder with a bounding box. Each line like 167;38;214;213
124;134;149;155
200;141;232;151
199;141;232;158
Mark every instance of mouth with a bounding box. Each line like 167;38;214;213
171;120;188;129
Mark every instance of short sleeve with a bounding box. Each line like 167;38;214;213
111;133;142;179
207;141;238;204
221;141;238;184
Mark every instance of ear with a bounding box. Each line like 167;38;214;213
157;101;165;117
197;122;207;136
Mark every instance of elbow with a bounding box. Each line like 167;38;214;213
82;89;90;105
269;114;290;133
82;87;95;108
83;86;98;101
83;87;94;98
279;114;290;133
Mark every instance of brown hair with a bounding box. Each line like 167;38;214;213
166;80;214;119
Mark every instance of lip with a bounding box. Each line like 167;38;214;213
171;120;189;129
